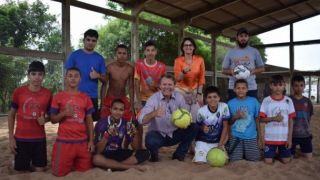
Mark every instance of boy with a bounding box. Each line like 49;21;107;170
8;61;51;172
227;79;261;161
93;99;150;171
193;86;230;164
259;75;296;164
290;75;313;159
50;67;95;177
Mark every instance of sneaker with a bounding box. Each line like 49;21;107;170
172;153;184;161
150;151;159;162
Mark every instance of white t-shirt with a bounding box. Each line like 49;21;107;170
259;96;296;145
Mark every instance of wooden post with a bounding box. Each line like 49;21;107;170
62;0;71;61
211;33;217;86
308;75;312;99
177;22;188;55
317;77;319;103
130;6;142;63
289;23;294;94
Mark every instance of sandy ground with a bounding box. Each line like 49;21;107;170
0;105;319;180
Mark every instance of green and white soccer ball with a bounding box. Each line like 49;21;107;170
171;108;192;129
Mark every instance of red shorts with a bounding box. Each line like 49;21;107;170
100;96;133;121
51;142;92;177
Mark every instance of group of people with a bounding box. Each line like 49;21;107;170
7;28;313;177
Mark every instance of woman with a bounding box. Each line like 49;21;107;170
174;37;205;122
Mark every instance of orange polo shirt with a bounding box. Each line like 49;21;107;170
174;55;205;91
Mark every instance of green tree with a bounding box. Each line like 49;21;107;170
0;0;62;113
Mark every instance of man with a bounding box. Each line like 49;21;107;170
65;29;107;121
100;44;141;149
138;74;199;162
134;40;166;111
222;27;265;100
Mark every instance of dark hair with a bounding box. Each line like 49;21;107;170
144;40;156;49
270;75;285;84
160;73;176;84
180;37;197;55
291;75;305;85
111;99;124;107
116;44;128;52
237;27;249;36
28;61;45;74
84;29;99;39
66;67;81;76
204;86;220;98
234;79;248;88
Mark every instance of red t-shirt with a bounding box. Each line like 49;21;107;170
134;59;166;101
11;85;52;141
50;91;94;142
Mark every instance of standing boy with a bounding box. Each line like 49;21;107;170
227;79;261;161
134;40;166;111
93;99;150;171
8;61;51;172
50;67;95;176
193;86;230;164
290;75;313;159
65;29;107;121
259;75;296;164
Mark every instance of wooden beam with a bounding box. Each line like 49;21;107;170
289;23;294;94
209;0;310;33
253;39;320;48
211;33;217;85
172;0;240;23
0;47;64;60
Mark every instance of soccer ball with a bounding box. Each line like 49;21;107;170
171;108;192;129
206;148;228;167
233;65;250;79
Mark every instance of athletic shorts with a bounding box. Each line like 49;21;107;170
100;96;133;121
264;144;291;159
291;136;313;155
193;141;218;163
14;140;47;171
227;136;260;161
51;141;92;177
104;149;150;164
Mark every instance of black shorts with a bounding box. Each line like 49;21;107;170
291;136;313;155
104;149;133;162
91;98;100;122
15;140;47;171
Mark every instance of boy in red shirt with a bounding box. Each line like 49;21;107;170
50;67;95;177
8;61;52;172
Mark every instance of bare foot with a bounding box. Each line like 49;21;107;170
134;165;150;172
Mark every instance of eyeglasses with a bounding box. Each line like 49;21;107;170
183;44;193;47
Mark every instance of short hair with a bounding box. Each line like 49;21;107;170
116;44;128;52
237;27;249;36
180;37;197;56
204;86;220;98
28;61;45;74
144;40;156;49
160;73;176;84
270;75;285;84
111;99;124;108
234;79;248;88
84;29;98;39
291;75;305;85
66;67;81;76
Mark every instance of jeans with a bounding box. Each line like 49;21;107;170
145;123;199;159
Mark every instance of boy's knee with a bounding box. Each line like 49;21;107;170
92;154;104;166
135;149;150;164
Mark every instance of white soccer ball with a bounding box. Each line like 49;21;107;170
233;65;250;79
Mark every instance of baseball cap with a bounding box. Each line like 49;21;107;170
237;28;249;36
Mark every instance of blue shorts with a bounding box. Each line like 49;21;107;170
291;136;313;155
264;144;291;159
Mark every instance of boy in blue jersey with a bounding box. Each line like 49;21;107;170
290;75;313;159
93;99;150;171
65;29;107;121
193;86;230;164
227;79;261;161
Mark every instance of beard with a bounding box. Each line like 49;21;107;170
237;40;248;48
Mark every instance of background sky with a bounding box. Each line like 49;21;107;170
1;0;319;71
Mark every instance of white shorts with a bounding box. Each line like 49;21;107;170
193;141;218;163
